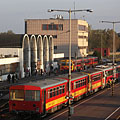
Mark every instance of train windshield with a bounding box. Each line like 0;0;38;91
10;90;24;101
25;90;40;101
61;62;66;66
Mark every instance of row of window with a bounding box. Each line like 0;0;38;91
48;85;65;99
42;24;63;31
92;74;101;82
74;79;86;89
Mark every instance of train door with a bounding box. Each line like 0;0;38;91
88;74;92;93
42;89;46;115
102;71;106;88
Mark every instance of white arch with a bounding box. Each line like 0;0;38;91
43;35;49;71
49;36;54;64
22;34;31;77
37;35;43;70
30;35;37;74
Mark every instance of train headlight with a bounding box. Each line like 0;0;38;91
36;107;39;112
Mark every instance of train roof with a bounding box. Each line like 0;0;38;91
57;72;88;81
83;68;102;74
16;72;88;89
95;65;113;71
19;78;67;89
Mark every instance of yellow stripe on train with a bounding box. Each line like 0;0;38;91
92;82;101;90
46;96;66;110
72;88;86;97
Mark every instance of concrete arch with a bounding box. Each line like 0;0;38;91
22;34;31;76
43;35;49;72
37;35;43;70
30;35;37;74
49;36;54;64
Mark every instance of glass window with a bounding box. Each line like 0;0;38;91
57;87;59;95
50;89;52;98
42;24;47;30
10;90;24;101
25;90;40;101
60;86;62;94
53;88;56;96
63;85;65;93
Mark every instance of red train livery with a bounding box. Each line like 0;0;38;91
59;57;98;72
9;64;120;116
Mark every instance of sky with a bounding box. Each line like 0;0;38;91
0;0;120;34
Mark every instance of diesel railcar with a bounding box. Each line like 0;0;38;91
9;64;120;117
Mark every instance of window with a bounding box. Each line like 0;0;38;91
54;46;57;50
42;24;47;30
53;88;56;96
52;35;57;38
92;74;101;82
57;87;59;95
78;25;88;31
25;90;40;101
60;86;62;94
50;89;52;98
42;24;63;31
63;85;65;93
10;90;24;101
107;70;113;76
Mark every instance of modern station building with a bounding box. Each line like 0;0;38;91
0;34;55;80
25;18;88;58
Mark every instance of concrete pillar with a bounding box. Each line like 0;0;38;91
30;35;37;74
37;35;43;70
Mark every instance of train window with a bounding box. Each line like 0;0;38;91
63;85;65;93
80;80;82;87
10;90;24;101
25;90;40;101
117;67;120;72
78;81;80;87
61;62;66;66
50;89;52;98
92;74;100;82
60;86;62;94
53;88;56;96
57;87;59;95
107;70;113;76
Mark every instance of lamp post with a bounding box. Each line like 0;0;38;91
48;9;93;119
100;21;120;96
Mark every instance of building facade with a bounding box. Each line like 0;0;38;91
25;19;88;58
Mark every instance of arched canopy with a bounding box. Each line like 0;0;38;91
30;35;37;73
37;35;43;69
22;34;30;72
49;36;54;63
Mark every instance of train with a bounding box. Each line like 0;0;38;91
9;64;120;117
59;57;98;72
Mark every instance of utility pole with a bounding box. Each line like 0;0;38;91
48;8;93;119
100;21;120;96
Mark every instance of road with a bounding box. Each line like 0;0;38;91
44;82;120;120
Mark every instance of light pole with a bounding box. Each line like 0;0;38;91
48;9;93;119
100;21;120;96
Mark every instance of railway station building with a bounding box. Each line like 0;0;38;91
0;34;57;80
25;18;88;58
